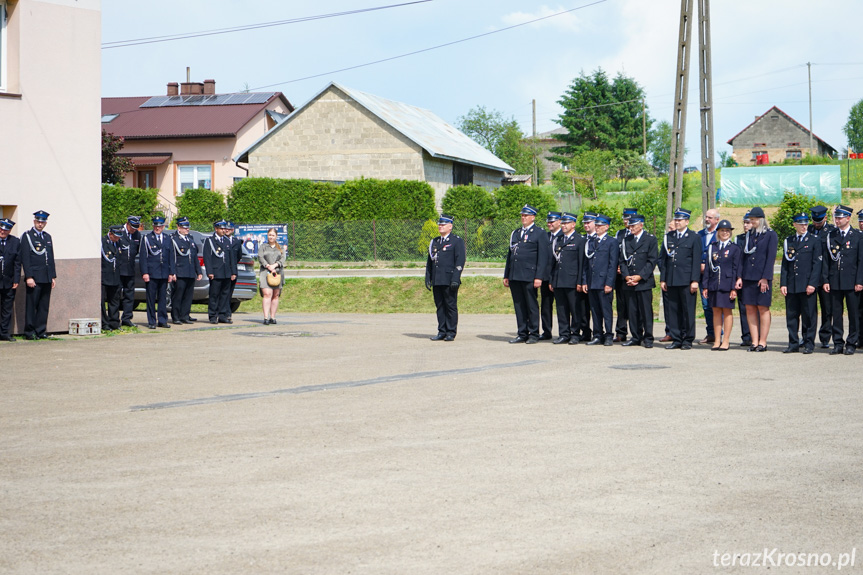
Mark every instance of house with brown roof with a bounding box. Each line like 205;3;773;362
102;79;294;214
727;106;837;166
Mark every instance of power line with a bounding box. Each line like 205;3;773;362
249;0;609;90
102;1;432;49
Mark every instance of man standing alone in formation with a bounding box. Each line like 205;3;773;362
21;211;56;340
426;214;465;342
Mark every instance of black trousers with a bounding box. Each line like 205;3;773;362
432;284;459;337
120;275;136;323
666;285;697;345
145;277;168;326
614;275;628;337
0;286;16;339
172;277;196;322
227;277;237;318
101;283;121;330
554;287;578;339
625;289;654;344
208;278;232;322
785;291;816;349
25;282;52;338
831;289;860;349
576;290;591;339
817;286;833;345
589;289;614;340
509;280;540;338
738;297;751;343
540;280;555;336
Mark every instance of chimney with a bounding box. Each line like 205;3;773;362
167;82;179;96
180;82;204;95
203;79;216;95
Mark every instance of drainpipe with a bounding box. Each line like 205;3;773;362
234;158;249;177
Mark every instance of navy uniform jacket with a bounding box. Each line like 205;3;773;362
101;235;122;287
821;227;863;290
171;232;203;279
740;230;778;282
0;235;22;289
619;232;658;291
544;230;562;282
779;232;822;293
425;234;466;286
21;228;56;283
582;234;618;290
227;236;242;276
702;240;742;292
808;222;835;239
139;232;175;279
697;227;718;264
504;225;551;283
117;228;141;277
551;232;585;289
203;234;233;279
659;228;702;286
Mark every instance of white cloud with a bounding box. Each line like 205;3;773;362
500;5;582;32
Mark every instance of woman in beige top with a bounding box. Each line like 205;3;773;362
258;228;285;324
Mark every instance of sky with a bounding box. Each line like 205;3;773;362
101;0;863;166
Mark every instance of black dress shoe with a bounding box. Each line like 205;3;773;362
830;346;844;355
222;319;233;324
755;345;766;352
783;347;799;354
0;336;13;342
526;336;540;344
148;325;156;329
585;337;602;346
568;337;580;345
801;347;814;354
270;318;277;324
844;347;856;355
122;321;136;328
740;340;752;347
539;333;553;341
621;339;641;347
444;335;455;342
821;342;831;349
429;334;446;341
509;337;527;344
642;342;653;349
613;335;626;343
209;320;218;324
603;339;614;346
172;320;182;325
187;317;198;322
181;319;194;324
552;336;570;344
157;323;171;328
681;344;692;350
665;342;682;350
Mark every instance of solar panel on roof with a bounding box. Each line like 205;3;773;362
139;92;276;108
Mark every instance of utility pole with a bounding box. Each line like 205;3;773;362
807;62;814;158
698;0;716;212
532;99;538;186
642;98;647;158
666;0;693;225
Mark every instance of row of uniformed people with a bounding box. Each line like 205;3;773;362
101;216;242;331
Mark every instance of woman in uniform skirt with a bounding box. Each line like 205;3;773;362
701;220;742;350
740;207;778;351
258;228;285;325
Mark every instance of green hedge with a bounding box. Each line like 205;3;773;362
176;187;227;229
441;184;496;219
101;184;159;231
492;184;558;221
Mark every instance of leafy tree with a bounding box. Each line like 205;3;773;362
457;106;509;151
718;150;737;167
441;184;495;220
497;123;543;180
552;68;653;157
176;187;227;228
101;184;158;231
648;120;673;174
492;184;557;222
772;191;820;242
844;98;863;154
571;149;615;188
610;150;653;191
102;129;133;184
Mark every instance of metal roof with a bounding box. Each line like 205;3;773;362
140;92;278;108
235;82;514;173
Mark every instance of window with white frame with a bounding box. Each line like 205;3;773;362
0;1;7;92
177;164;211;195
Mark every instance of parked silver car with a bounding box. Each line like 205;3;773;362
134;230;257;312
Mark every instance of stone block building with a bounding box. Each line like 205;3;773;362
727;106;837;166
234;83;513;206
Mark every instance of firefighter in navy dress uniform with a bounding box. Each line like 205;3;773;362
821;205;863;355
224;221;243;322
503;204;551;344
203;220;235;324
582;213;618;346
139;215;176;329
576;211;597;342
779;212;822;354
701;219;742;351
425;214;466;341
619;213;657;348
549;212;585;344
170;217;203;325
613;208;636;342
735;213;753;346
0;218;21;341
101;226;123;331
118;215;142;327
808;205;834;348
21;210;56;340
540;211;562;340
659;208;703;350
739;206;778;352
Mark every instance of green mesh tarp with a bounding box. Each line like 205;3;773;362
719;165;842;205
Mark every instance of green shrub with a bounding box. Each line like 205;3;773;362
441;184;495;219
492;184;557;221
772;191;821;241
333;178;436;220
102;184;159;231
227;178;340;223
176;188;227;229
580;199;625;235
